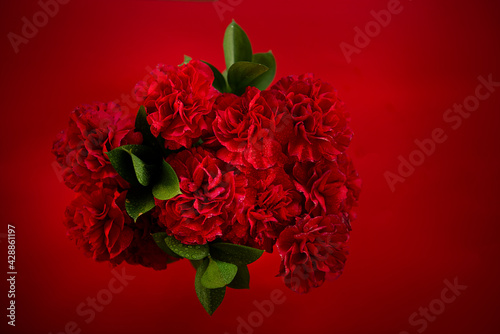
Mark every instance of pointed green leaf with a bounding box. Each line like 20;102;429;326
190;259;203;270
106;144;161;186
164;236;209;260
195;258;226;315
202;60;228;93
151;232;182;259
152;160;182;200
209;243;264;266
227;61;269;95
179;55;192;66
130;153;156;186
135;106;152;140
121;145;160;186
223;21;253;70
227;265;250;289
249;52;276;90
227;61;269;96
106;148;138;185
201;258;238;289
125;187;155;221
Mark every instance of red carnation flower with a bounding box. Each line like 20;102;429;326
52;102;142;192
292;159;348;217
135;60;219;150
224;167;302;252
156;147;246;245
276;214;349;293
271;74;353;162
213;87;292;170
64;187;135;262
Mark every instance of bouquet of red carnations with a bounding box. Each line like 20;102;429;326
52;21;361;315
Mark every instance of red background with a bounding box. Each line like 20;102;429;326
1;0;500;333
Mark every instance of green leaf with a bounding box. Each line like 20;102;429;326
106;148;138;185
223;21;253;70
249;52;276;90
130;153;157;187
190;259;203;270
106;144;161;186
125;187;155;221
201;258;238;289
152;160;182;200
151;232;182;259
209;243;264;266
227;265;250;289
179;54;192;66
123;145;161;186
202;60;228;93
227;61;269;96
135;106;152;139
195;258;226;316
164;236;209;260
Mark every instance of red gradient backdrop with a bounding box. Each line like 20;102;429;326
1;0;500;333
